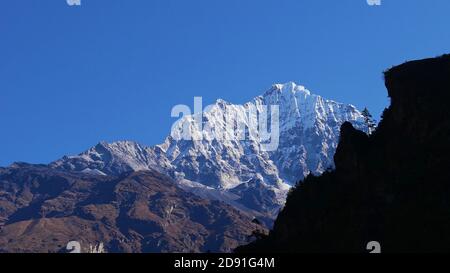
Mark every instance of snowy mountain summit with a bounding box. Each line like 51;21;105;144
51;82;367;219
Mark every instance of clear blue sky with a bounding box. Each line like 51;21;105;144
1;0;450;166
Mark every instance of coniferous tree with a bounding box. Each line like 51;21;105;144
361;107;377;134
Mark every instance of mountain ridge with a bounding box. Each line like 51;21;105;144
0;163;265;253
50;82;368;220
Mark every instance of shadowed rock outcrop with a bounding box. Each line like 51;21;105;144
237;54;450;253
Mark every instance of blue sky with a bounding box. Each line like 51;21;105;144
1;0;450;166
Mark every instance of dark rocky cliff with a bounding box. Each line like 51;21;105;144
237;54;450;253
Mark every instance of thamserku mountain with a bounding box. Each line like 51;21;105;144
50;82;367;220
0;82;367;252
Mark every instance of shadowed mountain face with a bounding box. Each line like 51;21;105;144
0;164;264;253
237;55;450;253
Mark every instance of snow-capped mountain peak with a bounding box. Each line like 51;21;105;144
51;140;171;176
268;81;311;97
51;82;368;219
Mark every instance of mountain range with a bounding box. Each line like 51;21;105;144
50;82;367;221
0;82;368;252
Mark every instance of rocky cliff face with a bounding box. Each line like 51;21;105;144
237;54;450;253
0;164;264;253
